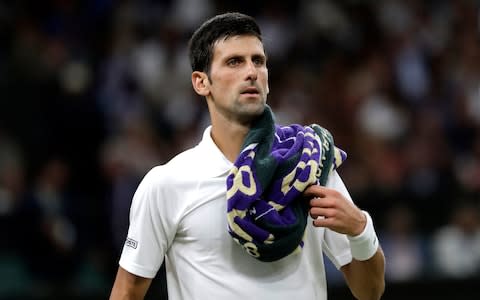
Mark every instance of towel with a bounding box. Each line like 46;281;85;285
226;106;346;262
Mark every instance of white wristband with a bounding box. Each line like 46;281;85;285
347;211;379;261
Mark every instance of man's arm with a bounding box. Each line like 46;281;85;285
109;267;153;300
341;248;385;300
304;185;385;300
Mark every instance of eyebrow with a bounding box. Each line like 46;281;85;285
252;53;267;62
223;53;267;62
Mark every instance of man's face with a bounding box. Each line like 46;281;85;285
206;35;269;124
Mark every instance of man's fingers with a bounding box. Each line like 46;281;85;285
312;216;333;228
310;196;335;208
310;207;336;219
303;185;336;198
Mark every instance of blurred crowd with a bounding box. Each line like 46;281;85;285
0;0;479;298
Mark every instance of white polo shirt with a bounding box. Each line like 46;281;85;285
119;126;353;300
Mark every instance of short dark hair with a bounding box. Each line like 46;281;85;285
188;12;262;74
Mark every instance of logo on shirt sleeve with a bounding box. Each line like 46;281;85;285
125;237;138;249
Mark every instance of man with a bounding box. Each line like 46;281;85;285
110;12;385;300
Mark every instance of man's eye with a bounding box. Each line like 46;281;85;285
253;58;264;66
227;58;241;66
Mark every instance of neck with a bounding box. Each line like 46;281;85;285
210;121;249;163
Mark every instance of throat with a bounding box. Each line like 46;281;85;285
210;124;249;163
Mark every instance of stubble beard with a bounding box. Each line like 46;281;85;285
231;97;266;125
209;86;267;126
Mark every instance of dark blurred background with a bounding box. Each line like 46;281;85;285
0;0;479;299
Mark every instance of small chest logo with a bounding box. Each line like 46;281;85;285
125;237;138;249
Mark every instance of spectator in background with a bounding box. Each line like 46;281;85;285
21;158;79;291
432;201;480;279
0;134;27;253
380;204;428;282
0;134;32;295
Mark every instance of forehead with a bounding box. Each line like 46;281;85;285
212;35;265;60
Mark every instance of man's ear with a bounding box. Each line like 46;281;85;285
191;71;210;96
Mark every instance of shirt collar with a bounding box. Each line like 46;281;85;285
197;126;233;177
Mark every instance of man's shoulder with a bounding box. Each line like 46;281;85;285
143;144;205;182
145;145;197;172
166;144;203;169
143;126;230;184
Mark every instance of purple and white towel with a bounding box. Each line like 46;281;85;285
226;106;346;262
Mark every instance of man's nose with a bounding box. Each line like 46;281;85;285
246;61;258;81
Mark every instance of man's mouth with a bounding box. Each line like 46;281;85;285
241;87;259;95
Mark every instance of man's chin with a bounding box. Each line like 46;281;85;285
245;100;266;112
236;103;266;124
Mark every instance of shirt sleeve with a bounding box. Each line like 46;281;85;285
119;166;176;278
321;170;354;269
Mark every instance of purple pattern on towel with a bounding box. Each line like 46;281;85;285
227;124;322;243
